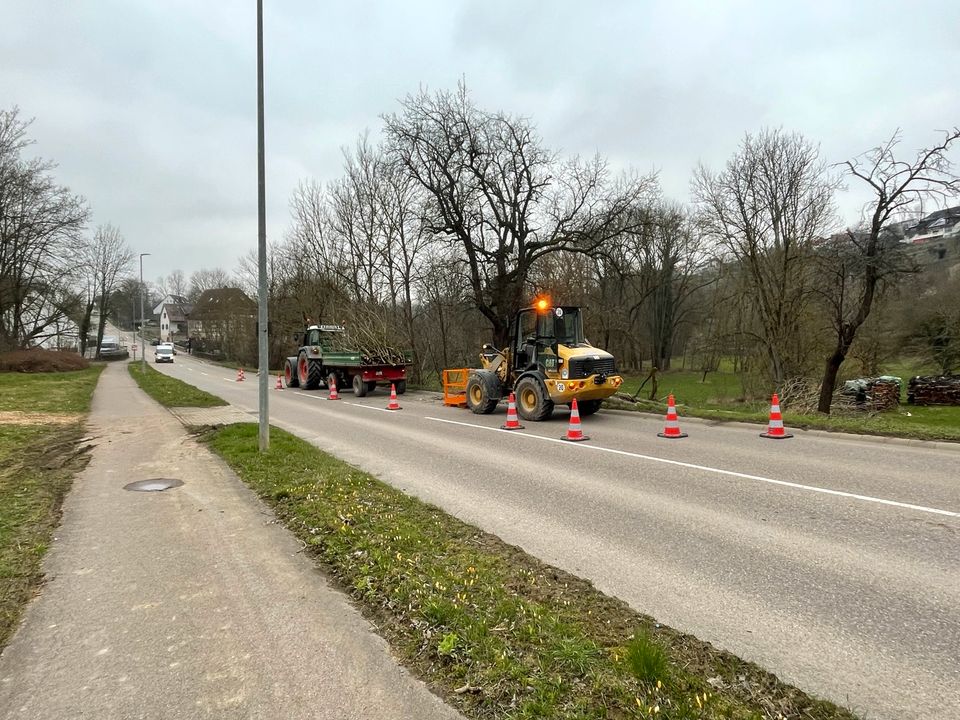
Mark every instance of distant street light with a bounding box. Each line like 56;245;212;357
139;253;150;372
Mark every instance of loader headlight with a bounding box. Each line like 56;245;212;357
561;368;569;379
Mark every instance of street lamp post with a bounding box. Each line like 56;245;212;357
256;0;269;451
139;253;150;372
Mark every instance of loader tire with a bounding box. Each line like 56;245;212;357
394;380;406;395
284;359;300;388
515;376;554;421
466;373;498;415
576;399;603;416
298;353;322;390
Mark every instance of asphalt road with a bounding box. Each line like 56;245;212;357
154;354;960;720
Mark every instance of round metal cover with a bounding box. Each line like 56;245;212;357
123;478;184;492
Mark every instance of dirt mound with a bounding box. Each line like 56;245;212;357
0;348;90;373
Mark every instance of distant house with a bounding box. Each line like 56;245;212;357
152;294;190;316
156;296;193;342
189;288;256;362
904;206;960;244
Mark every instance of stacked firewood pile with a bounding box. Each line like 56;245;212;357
907;375;960;405
868;380;901;410
781;377;901;414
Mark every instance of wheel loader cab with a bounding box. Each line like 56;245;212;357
511;305;585;373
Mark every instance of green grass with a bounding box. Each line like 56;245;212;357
206;423;860;720
0;366;104;414
0;365;103;648
128;363;227;408
615;368;960;443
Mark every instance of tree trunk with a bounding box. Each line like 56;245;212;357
817;349;845;414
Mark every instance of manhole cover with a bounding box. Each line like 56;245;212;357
123;478;184;492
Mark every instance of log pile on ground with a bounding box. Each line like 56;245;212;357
908;375;960;405
0;349;90;373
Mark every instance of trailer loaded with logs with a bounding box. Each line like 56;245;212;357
284;324;411;397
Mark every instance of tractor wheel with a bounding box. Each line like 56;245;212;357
515;376;554;421
576;399;603;416
366;381;377;394
352;374;368;397
466;373;498;414
298;353;322;390
284;359;300;388
394;380;407;395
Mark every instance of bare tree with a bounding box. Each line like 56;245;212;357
188;267;233;300
0;107;89;350
815;128;960;413
693;128;838;384
159;269;188;298
85;224;134;357
384;84;656;346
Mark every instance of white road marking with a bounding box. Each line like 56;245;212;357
344;402;394;413
295;392;327;400
425;416;960;519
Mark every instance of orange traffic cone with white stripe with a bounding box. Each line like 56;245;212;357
500;392;525;430
236;367;245;382
760;393;793;439
275;373;283;390
658;394;688;439
561;398;589;442
329;378;339;400
386;383;401;410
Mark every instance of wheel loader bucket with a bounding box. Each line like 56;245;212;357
443;368;470;407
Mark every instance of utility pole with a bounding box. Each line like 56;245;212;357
256;0;269;451
139;253;150;372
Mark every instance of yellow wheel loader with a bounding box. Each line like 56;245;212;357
466;300;623;421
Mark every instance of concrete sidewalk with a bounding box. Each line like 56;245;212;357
0;362;461;720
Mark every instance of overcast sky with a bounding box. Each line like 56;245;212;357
2;1;958;283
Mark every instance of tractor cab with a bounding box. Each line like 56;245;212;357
301;324;345;351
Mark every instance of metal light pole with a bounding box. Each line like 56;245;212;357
139;253;150;372
256;0;269;451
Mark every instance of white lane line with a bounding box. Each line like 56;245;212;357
295;392;327;400
344;401;394;413
425;416;960;519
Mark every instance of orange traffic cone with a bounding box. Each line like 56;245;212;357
561;398;590;442
386;383;401;410
760;393;793;439
658;394;688;439
236;367;245;382
329;378;339;400
500;392;525;430
275;373;283;390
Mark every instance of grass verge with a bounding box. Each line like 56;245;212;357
615;370;960;443
206;423;860;720
128;363;227;408
0;365;102;648
0;366;103;414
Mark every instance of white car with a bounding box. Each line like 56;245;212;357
155;343;175;363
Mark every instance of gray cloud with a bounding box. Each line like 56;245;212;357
2;1;957;280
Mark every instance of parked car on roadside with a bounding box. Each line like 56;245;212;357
155;343;174;363
98;338;129;361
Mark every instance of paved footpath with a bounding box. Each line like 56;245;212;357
0;362;461;720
